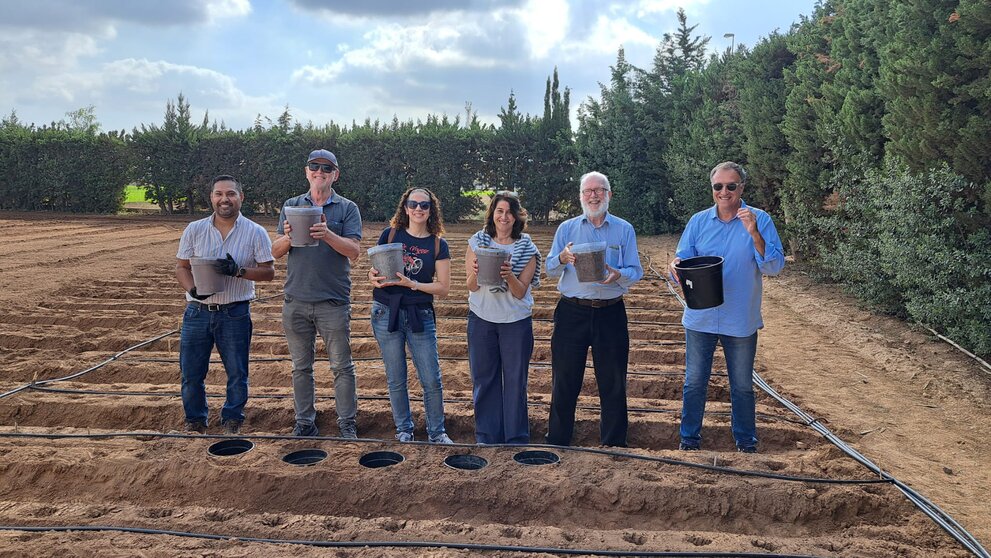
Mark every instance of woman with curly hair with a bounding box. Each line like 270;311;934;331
368;187;454;444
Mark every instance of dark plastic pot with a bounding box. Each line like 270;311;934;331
282;448;327;466
674;256;724;310
207;439;254;457
513;450;560;465
444;454;488;471
359;450;404;469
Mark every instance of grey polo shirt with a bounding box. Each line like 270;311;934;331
277;191;362;302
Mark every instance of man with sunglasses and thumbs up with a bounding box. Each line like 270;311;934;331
273;149;362;439
667;161;785;454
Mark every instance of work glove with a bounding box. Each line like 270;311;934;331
213;253;239;277
188;287;212;300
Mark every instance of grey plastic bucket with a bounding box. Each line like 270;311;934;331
475;247;510;287
283;206;323;247
189;257;226;295
368;243;405;285
674;256;724;310
571;241;607;283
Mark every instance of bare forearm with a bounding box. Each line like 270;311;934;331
272;235;291;259
326;234;360;259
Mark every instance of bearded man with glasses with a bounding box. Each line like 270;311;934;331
667;161;785;453
273;149;363;438
545;171;644;447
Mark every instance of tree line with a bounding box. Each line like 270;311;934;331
0;0;987;356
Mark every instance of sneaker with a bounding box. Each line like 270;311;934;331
292;423;319;437
184;420;207;434
429;433;455;444
338;422;358;440
738;446;758;454
221;420;242;436
678;442;700;451
396;432;414;443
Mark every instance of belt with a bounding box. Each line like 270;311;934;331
561;295;623;308
188;300;249;311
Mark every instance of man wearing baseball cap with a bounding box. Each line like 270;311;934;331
272;149;363;438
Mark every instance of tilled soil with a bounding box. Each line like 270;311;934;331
0;213;988;557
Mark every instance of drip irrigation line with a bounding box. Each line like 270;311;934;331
0;525;824;558
0;430;888;486
0;330;179;401
21;384;804;425
651;261;988;558
919;324;991;375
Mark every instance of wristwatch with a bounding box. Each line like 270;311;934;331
236;266;247;278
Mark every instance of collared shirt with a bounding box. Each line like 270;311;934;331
177;213;274;304
676;201;785;337
546;212;643;299
277;190;362;303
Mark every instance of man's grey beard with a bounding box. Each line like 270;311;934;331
582;197;609;219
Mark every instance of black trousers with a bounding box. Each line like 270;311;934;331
546;297;629;447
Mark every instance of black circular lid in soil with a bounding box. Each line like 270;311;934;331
282;449;328;466
444;454;488;471
207;439;254;457
359;450;405;469
513;450;560;465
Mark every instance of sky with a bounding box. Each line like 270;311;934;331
0;0;818;132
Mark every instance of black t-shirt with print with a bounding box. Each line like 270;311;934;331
375;228;450;294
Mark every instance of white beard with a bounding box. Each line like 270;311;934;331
582;197;609;219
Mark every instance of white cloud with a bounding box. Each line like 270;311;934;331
520;0;569;58
205;0;253;21
635;0;712;17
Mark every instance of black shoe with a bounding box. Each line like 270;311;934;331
738;446;758;454
679;442;700;451
222;420;242;436
292;423;319;437
185;420;207;434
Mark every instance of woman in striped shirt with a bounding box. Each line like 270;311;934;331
465;191;541;444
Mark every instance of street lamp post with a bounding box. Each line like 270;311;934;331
723;32;735;52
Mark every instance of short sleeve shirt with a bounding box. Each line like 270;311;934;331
373;227;450;298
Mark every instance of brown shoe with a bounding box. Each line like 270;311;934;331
185;420;207;434
222;420;242;436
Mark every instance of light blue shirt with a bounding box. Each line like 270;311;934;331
676;201;785;337
546;213;643;299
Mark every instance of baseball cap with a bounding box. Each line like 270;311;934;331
306;149;338;168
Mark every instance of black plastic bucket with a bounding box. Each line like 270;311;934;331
674;256;724;310
513;450;560;466
282;449;327;466
359;450;405;469
444;454;488;471
207;439;254;457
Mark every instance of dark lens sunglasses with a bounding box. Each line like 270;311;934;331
711;182;740;192
406;200;431;210
307;162;336;173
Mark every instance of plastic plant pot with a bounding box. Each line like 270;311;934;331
513;450;560;466
359;450;405;469
475;247;511;287
189;257;227;295
283;206;323;247
207;439;254;457
674;256;724;309
443;454;488;471
282;448;328;466
367;243;405;285
571;242;607;283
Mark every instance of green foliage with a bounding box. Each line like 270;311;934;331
822;161;991;354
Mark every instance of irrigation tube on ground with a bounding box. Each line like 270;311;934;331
0;329;179;401
0;525;825;558
650;263;990;558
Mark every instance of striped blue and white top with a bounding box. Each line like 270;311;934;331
468;231;541;323
177;213;274;305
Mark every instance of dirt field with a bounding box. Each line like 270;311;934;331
0;212;988;557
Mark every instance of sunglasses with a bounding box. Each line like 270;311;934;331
307;162;336;173
711;182;741;192
406;200;431;210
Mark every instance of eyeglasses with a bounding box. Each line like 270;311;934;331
406;200;431;210
711;182;741;192
307;162;336;173
581;187;608;198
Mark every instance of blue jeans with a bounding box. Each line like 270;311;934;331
680;328;758;450
180;301;252;424
467;312;533;444
282;296;357;429
370;301;447;439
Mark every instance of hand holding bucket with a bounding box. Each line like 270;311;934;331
673;256;724;309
